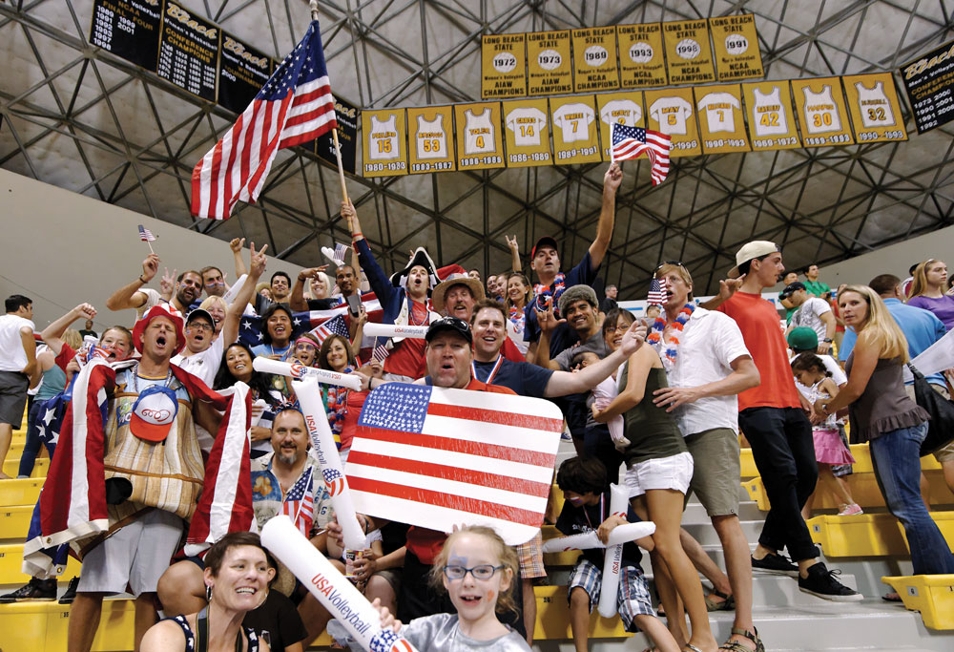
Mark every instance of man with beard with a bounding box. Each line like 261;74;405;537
290;263;362;312
106;254;203;318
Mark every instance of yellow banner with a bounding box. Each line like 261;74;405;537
694;85;750;154
454;103;505;170
550;96;602;164
842;72;907;143
791;78;855;147
662;19;716;85
480;34;527;99
527;30;573;95
596;92;645;159
361;109;408;177
645;88;701;157
709;14;764;82
571;26;620;93
502;99;552;168
617;23;667;88
742;82;801;150
407;106;456;174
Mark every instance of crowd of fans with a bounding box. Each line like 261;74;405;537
1;162;954;652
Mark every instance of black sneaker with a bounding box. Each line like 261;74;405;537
0;578;57;603
751;552;799;577
798;562;864;601
58;576;80;604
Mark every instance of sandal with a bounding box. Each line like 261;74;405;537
719;627;765;652
704;588;736;612
682;646;704;652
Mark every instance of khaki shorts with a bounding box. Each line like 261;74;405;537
685;428;742;517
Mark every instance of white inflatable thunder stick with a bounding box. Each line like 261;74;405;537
540;522;656;553
362;323;429;340
253;357;362;391
598;483;631;617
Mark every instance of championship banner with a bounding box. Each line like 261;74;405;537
709;14;764;82
900;39;954;134
572;27;621;93
218;31;272;114
361;109;408;177
454;102;505;171
646;88;701;158
694;84;750;155
597;92;645;160
90;0;161;71
617;23;667;88
550;96;602;165
316;97;359;174
345;383;564;546
662;19;716;86
742;82;801;150
406;106;456;174
481;33;528;99
158;1;220;101
502;99;552;167
791;78;855;147
527;30;573;95
842;72;907;143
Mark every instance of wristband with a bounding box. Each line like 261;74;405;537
352;232;364;239
138;275;146;284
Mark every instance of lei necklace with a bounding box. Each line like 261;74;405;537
509;305;526;331
534;273;566;316
646;303;695;371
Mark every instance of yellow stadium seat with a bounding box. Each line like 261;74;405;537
807;512;954;558
882;574;954;630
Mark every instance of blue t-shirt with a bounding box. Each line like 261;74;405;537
523;251;599;358
840;298;946;386
473;358;554;398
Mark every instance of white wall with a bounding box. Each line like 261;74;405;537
0;168;304;330
816;228;954;288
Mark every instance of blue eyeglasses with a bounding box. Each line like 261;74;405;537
442;564;505;581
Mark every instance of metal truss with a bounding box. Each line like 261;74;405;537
2;0;954;296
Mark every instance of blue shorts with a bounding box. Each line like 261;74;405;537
567;557;655;632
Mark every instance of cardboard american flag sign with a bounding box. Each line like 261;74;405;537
346;383;564;545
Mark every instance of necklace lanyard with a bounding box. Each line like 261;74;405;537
582;494;604;530
129;367;173;394
471;355;503;384
197;606;244;652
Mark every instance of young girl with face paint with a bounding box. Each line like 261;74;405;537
374;526;532;651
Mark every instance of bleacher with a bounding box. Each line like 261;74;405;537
3;411;954;651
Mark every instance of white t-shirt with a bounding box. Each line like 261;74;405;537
791;297;832;343
664;308;751;436
172;335;224;388
0;314;35;372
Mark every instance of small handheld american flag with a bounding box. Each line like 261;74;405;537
610;123;672;186
138;224;157;254
647;277;669;306
333;243;349;266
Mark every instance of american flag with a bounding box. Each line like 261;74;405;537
191;21;338;220
610;123;672;186
282;466;316;536
647;277;669;306
371;341;389;362
346;383;564;545
333;243;349;265
310;314;350;345
138;224;156;242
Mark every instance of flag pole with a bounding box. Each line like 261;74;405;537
310;0;350;205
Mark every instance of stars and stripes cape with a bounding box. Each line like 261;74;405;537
22;357;253;578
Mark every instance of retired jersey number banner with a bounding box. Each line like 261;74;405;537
709;14;763;82
742;82;801;150
455;103;505;170
900;39;954;134
694;84;750;155
346;383;564;546
527;30;573;95
662;19;716;86
361;109;408;177
597;92;645;159
502;99;552;167
90;0;162;72
617;23;667;88
481;34;527;99
572;27;620;93
842;72;907;143
407;106;456;174
646;87;701;158
791;78;855;147
550;95;602;164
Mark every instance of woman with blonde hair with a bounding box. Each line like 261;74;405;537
815;285;954;576
907;259;954;329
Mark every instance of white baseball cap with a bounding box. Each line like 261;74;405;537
728;241;779;279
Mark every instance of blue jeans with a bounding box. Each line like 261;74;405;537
17;399;54;478
870;422;954;575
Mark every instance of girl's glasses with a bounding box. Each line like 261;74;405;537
442;564;505;580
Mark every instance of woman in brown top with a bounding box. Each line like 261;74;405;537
815;285;954;575
593;309;717;652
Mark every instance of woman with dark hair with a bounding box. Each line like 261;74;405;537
141;532;274;651
215;342;283;457
317;334;360;457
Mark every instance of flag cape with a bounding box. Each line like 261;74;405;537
345;383;564;545
23;358;252;576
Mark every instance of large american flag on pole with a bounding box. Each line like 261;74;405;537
191;21;338;219
345;383;564;545
610;123;672;186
